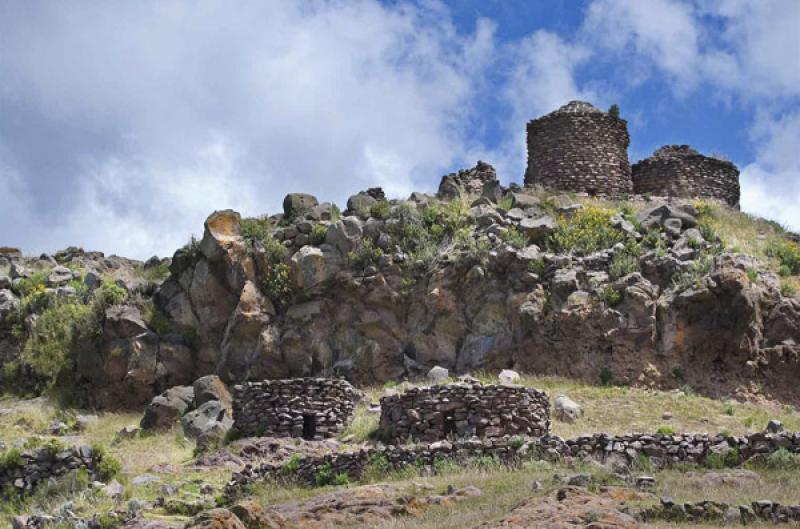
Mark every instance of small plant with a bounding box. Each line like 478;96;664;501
599;367;614;386
656;425;674;435
767;239;800;275
758;448;800;470
679;383;694;395
609;251;640;280
363;453;391;482
333;472;350;486
601;285;622;307
240;216;272;241
501;226;529;249
509;436;525;450
724;403;736;416
369;200;391;220
261;263;294;306
746;267;758;283
547;206;628;255
608;104;620;118
528;258;547;276
703;447;739;469
92;444;122;481
141;264;170;282
744;415;756;428
281;454;301;475
97;280;127;306
781;281;797;297
497;195;514;211
671;367;684;382
310;224;328;245
347;238;384;269
671;253;714;291
315;461;335;486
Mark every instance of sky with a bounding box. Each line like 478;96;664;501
1;0;798;259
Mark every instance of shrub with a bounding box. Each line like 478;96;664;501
281;455;301;475
333;472;350;486
608;104;620;118
310;224;328;245
369;200;391;220
528;258;547;276
0;448;22;471
261;263;294;306
182;235;202;260
767;239;800;275
315;461;335;486
759;447;800;470
240;216;272;240
600;286;622;307
262;234;289;263
671;253;714;291
599;367;614;386
703;447;739;469
331;204;341;221
501;226;529;249
724;404;736;416
509;436;525;450
12;270;49;297
497;195;514;211
347;239;384;269
97;280;127;306
363;453;391;482
781;281;797;297
547;206;628;255
609;250;640;280
92;444;122;481
746;268;758;283
141;264;170;282
656;425;674;435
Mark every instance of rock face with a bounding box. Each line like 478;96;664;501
379;383;550;442
437;161;498;199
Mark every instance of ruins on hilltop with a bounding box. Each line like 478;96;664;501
524;101;741;207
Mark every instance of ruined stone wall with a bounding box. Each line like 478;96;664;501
378;383;550;443
632;145;741;208
0;445;102;495
524;101;632;196
232;378;361;440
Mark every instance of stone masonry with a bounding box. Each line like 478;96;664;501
632;145;741;208
0;444;103;495
232;378;362;440
525;101;632;196
378;383;550;443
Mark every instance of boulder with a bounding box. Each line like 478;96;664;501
498;369;521;385
291;246;334;290
140;385;195;430
347;192;378;214
0;289;18;321
230;500;289;529
185;509;246;529
554;394;583;423
47;265;75;286
519;215;556;242
325;216;363;254
426;365;449;383
638;204;697;231
283;193;318;219
437;161;497;199
181;400;233;448
193;375;232;413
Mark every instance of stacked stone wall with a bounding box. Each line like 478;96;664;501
378;383;550;443
632;145;740;208
524;101;632;196
226;430;800;493
0;445;101;495
232;378;361;440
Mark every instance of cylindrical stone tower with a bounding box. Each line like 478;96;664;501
632;145;740;208
524;101;632;196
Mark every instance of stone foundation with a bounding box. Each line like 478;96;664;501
632;145;740;208
0;444;103;495
378;383;550;443
232;378;361;440
525;101;632;196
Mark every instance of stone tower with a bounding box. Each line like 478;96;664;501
632;145;741;208
524;101;632;196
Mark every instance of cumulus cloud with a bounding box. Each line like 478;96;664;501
0;1;495;258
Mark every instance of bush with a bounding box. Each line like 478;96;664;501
758;448;800;470
703;447;739;469
92;444;122;481
369;201;391;220
528;258;547;276
261;263;294;306
240;216;273;241
547;206;628;255
310;224;328;245
608;250;640;280
141;264;170;282
12;270;49;297
600;286;622;307
500;226;529;249
363;453;391;482
608;104;620;118
281;454;301;475
767;239;800;275
497;195;514;211
0;448;22;471
671;253;714;291
333;472;350;486
97;280;127;306
347;239;384;269
315;461;335;486
599;367;614;386
781;281;797;297
656;425;674;435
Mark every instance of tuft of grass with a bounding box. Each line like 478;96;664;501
500;226;529;249
310;224;328;245
547;205;629;255
370;201;391;220
347;239;385;269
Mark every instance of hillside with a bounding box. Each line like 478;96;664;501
2;161;800;528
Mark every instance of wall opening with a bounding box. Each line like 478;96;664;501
303;414;317;440
443;416;456;438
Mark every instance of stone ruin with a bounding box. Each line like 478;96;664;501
632;145;741;208
524;101;633;197
232;378;362;440
378;383;550;443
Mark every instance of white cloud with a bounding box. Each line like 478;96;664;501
0;1;495;258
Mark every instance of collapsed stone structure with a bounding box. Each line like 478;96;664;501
232;378;361;440
378;383;550;442
0;445;103;495
524;101;633;196
632;145;741;208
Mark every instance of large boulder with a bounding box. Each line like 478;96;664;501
291;246;342;290
325;216;363;255
185;509;246;529
193;375;232;413
181;400;233;448
0;289;18;322
47;265;76;287
230;500;289;529
283;193;318;219
554;394;583;423
437;161;497;200
140;385;195;430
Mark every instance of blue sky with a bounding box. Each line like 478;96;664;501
1;0;798;259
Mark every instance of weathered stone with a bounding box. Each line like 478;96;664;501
140;385;194;430
282;193;318;219
554;394;583;423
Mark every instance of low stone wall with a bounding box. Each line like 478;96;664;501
632;145;741;208
226;430;800;494
232;378;361;440
0;445;102;495
378;383;550;442
643;497;800;524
